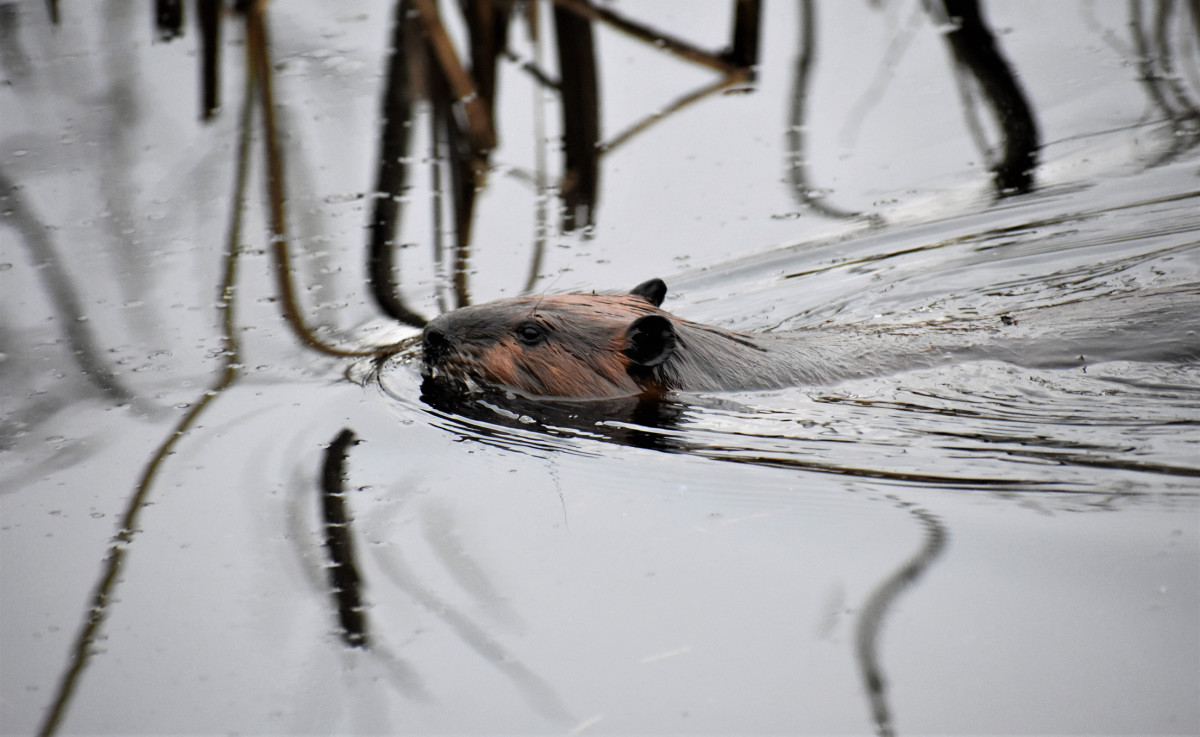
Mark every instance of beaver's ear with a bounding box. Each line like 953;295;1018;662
623;314;676;367
630;278;667;307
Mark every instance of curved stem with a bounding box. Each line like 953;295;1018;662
855;506;949;737
366;0;429;328
35;44;255;737
787;0;876;222
246;2;392;358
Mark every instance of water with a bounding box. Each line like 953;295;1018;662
2;2;1198;735
368;153;1200;734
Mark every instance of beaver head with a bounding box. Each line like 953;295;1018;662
421;278;680;398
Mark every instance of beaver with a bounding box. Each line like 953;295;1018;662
421;278;972;398
420;278;1200;400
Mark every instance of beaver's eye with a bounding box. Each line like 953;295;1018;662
515;321;546;346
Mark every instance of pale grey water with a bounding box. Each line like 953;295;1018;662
2;2;1198;735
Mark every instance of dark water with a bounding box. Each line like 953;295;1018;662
3;2;1199;735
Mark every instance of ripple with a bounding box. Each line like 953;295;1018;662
366;184;1200;500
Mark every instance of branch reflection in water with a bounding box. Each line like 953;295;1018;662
855;505;948;737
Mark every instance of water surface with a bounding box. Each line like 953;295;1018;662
2;2;1198;735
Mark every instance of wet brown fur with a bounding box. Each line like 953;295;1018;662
420;281;887;398
420;279;1200;400
422;293;665;398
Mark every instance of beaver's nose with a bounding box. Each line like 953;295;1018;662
422;322;450;359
